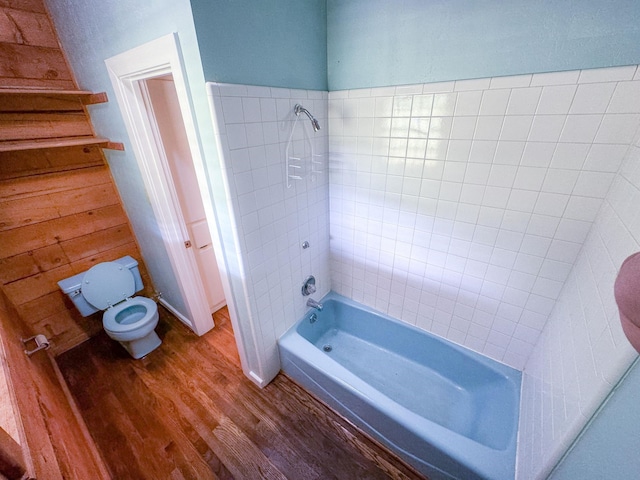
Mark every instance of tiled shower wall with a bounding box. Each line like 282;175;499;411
517;127;640;478
328;65;640;369
206;67;639;478
208;84;330;381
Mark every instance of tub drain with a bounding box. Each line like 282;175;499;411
322;344;332;352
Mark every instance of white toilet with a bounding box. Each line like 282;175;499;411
58;256;161;359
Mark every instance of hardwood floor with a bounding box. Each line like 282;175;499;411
57;306;426;480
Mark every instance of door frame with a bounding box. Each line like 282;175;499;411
105;33;214;335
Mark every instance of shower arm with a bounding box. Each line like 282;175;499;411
294;104;321;132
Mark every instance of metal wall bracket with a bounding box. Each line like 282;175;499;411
21;334;50;356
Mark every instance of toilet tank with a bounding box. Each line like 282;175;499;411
58;256;144;317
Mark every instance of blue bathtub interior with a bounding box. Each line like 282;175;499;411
278;292;521;480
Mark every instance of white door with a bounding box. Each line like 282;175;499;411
189;220;226;312
146;76;226;313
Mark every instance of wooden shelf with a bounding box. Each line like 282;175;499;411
0;88;108;106
0;136;124;153
0;88;122;153
0;89;108;113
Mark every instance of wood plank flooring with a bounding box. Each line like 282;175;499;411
57;306;427;480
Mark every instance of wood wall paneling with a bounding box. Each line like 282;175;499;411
0;6;57;48
0;1;46;14
0;2;73;89
0;112;93;141
0;425;25;479
0;0;151;354
0;1;144;479
0;146;104;180
0;165;112;200
0;203;128;258
0;42;74;89
0;292;110;479
1;183;121;233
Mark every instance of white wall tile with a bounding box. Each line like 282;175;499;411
530;70;580;86
218;83;248;97
521;142;556;167
226;124;248;149
573;171;614;198
542;169;579;194
454;78;491;91
428;117;452;139
528;115;565;142
507;87;542;115
490;74;532;89
269;87;291;98
494;141;525;165
607;81;640;113
578;65;637;83
242;97;262;123
514;167;546;190
583;144;629;172
517;113;640;480
560;115;603;143
480;89;511;115
432;93;457;116
501;115;533;141
395;84;422;95
595;114;640;144
412;94;433;116
213;85;330;388
508;189;539;211
221;96;245;123
450;116;476;139
534;192;568;217
551;143;590;170
326;66;640;480
564;196;603;222
536;85;577;114
474;116;504;141
569;83;616;114
455;90;483;116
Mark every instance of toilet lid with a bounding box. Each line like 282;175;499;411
82;262;135;310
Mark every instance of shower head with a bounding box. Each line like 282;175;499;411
294;104;321;132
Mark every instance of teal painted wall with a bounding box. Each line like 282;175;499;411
549;359;640;479
44;0;211;319
327;0;640;90
190;0;327;90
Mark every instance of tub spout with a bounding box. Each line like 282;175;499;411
307;298;323;311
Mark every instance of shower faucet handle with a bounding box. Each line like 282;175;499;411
302;275;316;296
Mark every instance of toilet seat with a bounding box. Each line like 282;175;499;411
103;296;157;334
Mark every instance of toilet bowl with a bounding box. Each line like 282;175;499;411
58;256;162;359
103;296;161;359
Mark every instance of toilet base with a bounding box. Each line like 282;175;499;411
117;330;162;359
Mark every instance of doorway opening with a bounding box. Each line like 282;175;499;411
105;64;213;336
145;74;226;316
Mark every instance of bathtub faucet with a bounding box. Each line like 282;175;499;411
307;298;323;311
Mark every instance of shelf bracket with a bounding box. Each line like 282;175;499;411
82;92;108;105
105;141;125;151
